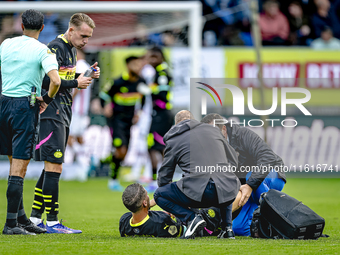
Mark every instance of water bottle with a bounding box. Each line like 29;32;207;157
30;87;36;108
78;67;97;90
84;66;97;77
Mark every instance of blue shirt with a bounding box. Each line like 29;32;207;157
0;35;58;97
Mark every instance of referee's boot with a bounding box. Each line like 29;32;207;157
19;219;47;234
181;214;207;239
217;225;235;239
2;223;36;235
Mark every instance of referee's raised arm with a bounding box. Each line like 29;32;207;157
0;9;59;235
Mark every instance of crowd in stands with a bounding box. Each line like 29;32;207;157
1;0;340;49
202;0;340;48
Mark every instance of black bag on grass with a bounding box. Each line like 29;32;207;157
251;189;325;239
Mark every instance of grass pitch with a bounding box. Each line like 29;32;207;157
0;177;339;255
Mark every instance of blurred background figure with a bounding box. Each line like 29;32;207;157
38;13;65;45
311;26;340;49
144;47;174;193
259;0;289;45
312;0;340;40
287;1;311;45
101;56;144;191
0;14;21;43
66;49;93;170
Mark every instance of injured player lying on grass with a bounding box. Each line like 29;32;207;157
119;183;242;238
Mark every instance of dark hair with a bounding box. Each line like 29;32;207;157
22;9;44;30
148;46;165;61
125;56;139;64
201;113;225;131
322;26;332;33
122;183;146;213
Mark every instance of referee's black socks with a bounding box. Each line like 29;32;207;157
6;176;24;228
17;198;30;225
43;171;61;221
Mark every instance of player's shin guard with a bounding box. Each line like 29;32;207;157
42;171;61;221
31;170;45;218
6;176;24;228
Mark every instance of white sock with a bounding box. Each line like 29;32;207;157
30;217;41;225
46;220;59;227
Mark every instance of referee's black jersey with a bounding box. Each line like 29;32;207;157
105;72;144;119
40;35;77;127
119;211;183;238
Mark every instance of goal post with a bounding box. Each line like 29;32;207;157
0;1;202;117
0;1;202;77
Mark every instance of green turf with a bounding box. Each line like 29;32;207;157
0;178;339;255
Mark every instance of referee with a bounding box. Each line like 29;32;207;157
0;9;61;235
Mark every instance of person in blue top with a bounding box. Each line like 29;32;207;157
0;9;61;235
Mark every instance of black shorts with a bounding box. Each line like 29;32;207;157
0;95;40;160
149;109;173;152
112;117;132;148
34;119;69;164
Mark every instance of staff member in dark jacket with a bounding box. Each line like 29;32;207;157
201;113;286;236
154;110;241;239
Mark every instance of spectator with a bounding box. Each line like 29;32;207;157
287;1;311;45
311;26;340;49
0;15;21;43
312;0;340;39
259;0;290;45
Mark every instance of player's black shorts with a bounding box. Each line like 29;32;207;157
0;95;40;160
112;116;133;148
34;119;69;164
149;109;173;152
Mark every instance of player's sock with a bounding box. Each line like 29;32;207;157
42;171;61;222
6;176;24;228
46;220;59;227
31;169;45;219
29;217;42;226
152;167;157;181
110;156;122;180
17;198;30;225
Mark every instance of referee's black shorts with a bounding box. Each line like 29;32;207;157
0;95;40;160
34;119;69;164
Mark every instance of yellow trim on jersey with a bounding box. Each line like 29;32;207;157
129;215;150;227
58;34;68;44
35;187;43;192
113;92;142;106
156;63;168;72
122;72;130;81
59;66;76;81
